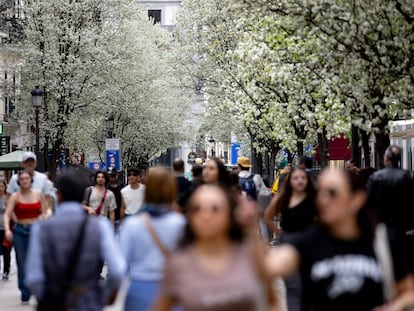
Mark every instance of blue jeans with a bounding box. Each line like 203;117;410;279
13;223;32;301
125;280;159;311
125;280;183;311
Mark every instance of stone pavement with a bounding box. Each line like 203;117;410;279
0;250;36;310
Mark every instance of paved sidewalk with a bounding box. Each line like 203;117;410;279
0;272;37;310
0;250;36;310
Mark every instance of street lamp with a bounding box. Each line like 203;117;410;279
31;85;43;159
208;136;215;157
105;115;114;138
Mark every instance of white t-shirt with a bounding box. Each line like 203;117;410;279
7;171;53;195
121;184;145;215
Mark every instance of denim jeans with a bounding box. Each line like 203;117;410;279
125;280;182;311
13;223;32;301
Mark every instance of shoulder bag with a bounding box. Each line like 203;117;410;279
140;213;169;258
95;189;108;216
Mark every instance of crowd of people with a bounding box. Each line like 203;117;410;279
1;147;414;311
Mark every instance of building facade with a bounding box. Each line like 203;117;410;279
138;0;181;32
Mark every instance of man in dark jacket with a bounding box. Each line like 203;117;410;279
366;145;414;266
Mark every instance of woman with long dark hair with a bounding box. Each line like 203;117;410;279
264;167;316;311
265;167;316;239
201;157;231;187
266;168;414;311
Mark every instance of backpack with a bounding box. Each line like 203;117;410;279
239;174;257;200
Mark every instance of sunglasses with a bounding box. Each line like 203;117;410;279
127;173;139;177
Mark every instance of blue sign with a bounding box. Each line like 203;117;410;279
106;150;121;171
89;161;105;171
105;138;121;171
231;143;241;165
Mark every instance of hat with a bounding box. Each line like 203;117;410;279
22;151;37;162
107;166;118;175
237;157;252;168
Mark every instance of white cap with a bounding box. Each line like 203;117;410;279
22;151;37;162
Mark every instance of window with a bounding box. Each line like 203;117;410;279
148;10;161;24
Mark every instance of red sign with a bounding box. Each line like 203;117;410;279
314;134;352;162
69;150;84;165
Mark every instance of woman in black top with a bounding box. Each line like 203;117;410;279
264;167;316;311
265;168;316;238
266;168;414;311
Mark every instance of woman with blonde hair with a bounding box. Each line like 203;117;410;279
120;166;186;311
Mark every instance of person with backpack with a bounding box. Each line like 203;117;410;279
237;157;264;201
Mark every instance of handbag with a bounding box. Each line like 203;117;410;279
37;215;89;311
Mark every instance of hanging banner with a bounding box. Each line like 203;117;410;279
231;143;241;165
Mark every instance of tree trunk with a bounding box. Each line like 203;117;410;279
374;132;390;169
269;148;277;182
318;127;329;168
263;150;270;182
48;138;63;178
351;125;360;167
256;151;263;176
297;140;304;157
360;129;371;168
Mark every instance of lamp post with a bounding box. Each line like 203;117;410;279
105;115;114;138
208;136;215;157
31;86;43;159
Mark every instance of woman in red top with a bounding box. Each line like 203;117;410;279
4;170;48;304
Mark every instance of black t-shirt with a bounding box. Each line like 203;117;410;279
280;196;316;233
287;227;410;311
107;182;125;221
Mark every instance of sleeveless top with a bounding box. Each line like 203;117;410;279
15;201;42;220
280;195;316;233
